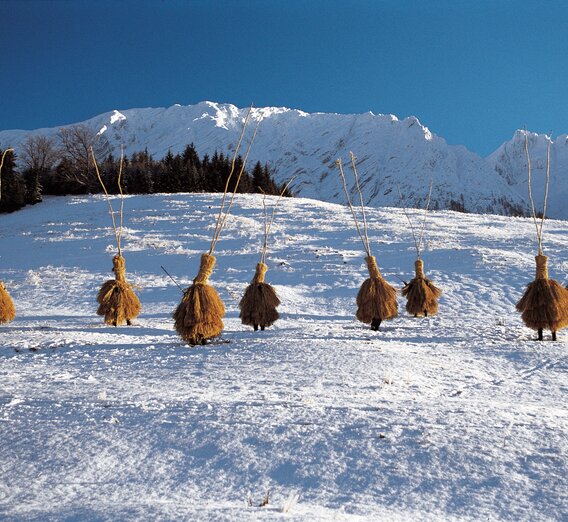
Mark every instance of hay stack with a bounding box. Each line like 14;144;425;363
174;253;225;345
337;154;398;331
515;132;568;341
402;259;442;317
97;255;142;326
398;181;442;317
0;281;16;324
516;255;568;341
356;255;398;330
173;105;260;345
239;262;280;330
92;146;142;326
238;178;294;331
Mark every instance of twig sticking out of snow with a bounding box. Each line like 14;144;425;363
281;491;300;513
160;265;183;293
259;490;270;507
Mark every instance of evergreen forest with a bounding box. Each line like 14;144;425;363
0;129;290;213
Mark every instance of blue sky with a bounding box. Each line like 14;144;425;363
1;0;567;156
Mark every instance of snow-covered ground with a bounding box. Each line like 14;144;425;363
1;193;567;521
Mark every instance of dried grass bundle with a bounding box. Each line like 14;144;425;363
516;134;568;340
356;255;398;330
238;178;294;331
402;259;442;317
398;183;442;317
239;262;280;330
174;105;261;345
92;146;141;326
337;153;398;331
0;281;16;324
97;255;141;326
517;255;568;340
174;253;225;344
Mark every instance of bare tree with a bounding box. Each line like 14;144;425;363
19;135;59;172
57;125;110;191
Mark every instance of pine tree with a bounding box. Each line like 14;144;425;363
0;149;26;212
23;168;43;204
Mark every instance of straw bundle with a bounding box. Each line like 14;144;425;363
402;259;442;317
398;182;442;317
515;133;568;341
0;149;15;324
97;255;141;326
239;262;280;330
174;105;260;345
174;253;225;344
356;255;398;330
92;146;141;326
516;255;568;340
337;153;397;331
0;281;16;324
238;179;294;331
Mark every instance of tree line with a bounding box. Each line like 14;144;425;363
0;125;290;213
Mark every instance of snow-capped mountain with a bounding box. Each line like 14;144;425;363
1;101;563;217
487;130;568;220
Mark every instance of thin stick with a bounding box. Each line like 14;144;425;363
0;148;14;202
336;158;371;257
209;104;253;253
537;137;551;252
417;180;433;256
391;273;408;286
525;131;540;250
209;114;262;254
91;146;122;257
161;265;184;293
117;145;125;254
259;175;296;264
524;131;548;255
349;152;371;255
265;176;296;237
398;180;433;259
398;185;420;258
260;189;269;263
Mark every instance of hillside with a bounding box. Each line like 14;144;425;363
2;101;557;217
1;193;567;520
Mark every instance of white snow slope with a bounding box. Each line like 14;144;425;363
1;193;568;521
2;101;557;217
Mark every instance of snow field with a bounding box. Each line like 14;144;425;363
1;193;567;520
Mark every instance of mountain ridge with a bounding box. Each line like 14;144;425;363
1;101;564;218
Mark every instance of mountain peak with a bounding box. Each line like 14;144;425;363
110;110;126;124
